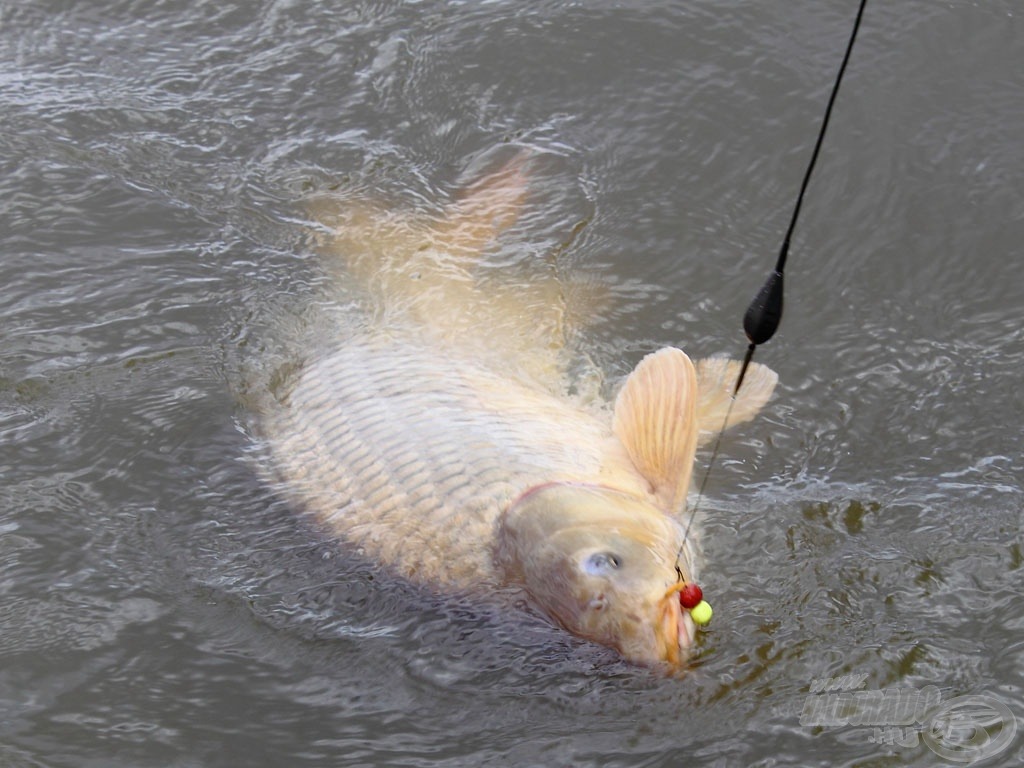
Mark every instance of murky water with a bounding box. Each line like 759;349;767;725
2;0;1022;765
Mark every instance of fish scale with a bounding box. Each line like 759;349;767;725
265;332;628;589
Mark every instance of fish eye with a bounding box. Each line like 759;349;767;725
584;551;622;574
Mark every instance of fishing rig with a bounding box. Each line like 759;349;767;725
674;0;870;627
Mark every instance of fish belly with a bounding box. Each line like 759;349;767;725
265;334;618;589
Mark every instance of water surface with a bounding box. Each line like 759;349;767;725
2;1;1022;765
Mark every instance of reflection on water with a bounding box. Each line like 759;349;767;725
2;0;1023;765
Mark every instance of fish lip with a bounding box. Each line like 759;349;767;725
660;581;700;665
658;592;694;667
678;610;695;651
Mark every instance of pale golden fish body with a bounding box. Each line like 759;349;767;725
267;332;648;590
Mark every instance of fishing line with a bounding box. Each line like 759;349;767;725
674;0;869;582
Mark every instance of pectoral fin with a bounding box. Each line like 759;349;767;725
612;347;699;513
694;358;778;443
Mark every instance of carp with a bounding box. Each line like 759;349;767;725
261;152;776;668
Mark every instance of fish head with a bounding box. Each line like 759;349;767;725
498;482;698;668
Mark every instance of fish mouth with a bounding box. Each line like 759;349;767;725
658;585;695;667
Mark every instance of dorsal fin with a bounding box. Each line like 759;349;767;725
308;151;531;290
612;347;698;513
433;152;529;257
694;358;778;444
